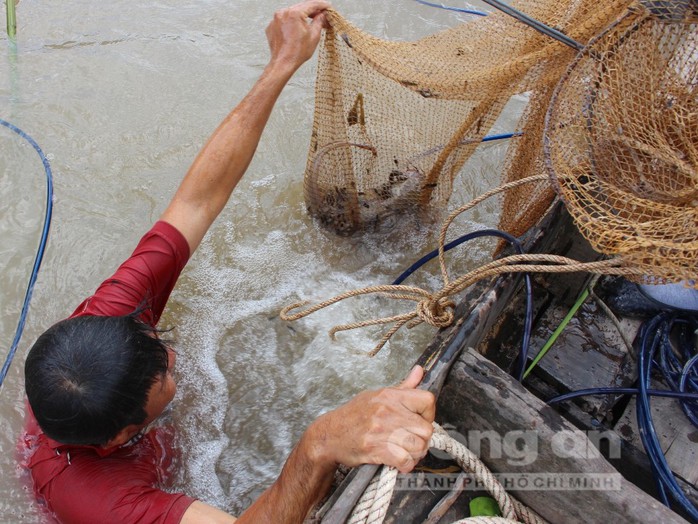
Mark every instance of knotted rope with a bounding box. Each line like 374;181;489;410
347;423;547;524
281;175;643;356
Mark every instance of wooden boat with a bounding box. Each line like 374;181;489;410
308;201;698;524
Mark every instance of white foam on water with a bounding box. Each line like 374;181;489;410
165;139;508;513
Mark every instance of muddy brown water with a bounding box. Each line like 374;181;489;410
0;1;524;519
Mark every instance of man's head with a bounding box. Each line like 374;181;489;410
25;315;176;448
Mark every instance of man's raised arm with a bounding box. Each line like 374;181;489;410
160;0;330;255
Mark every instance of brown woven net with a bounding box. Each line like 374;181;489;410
305;0;633;234
544;1;698;286
304;0;697;285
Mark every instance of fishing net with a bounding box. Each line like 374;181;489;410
304;0;697;287
288;1;697;356
304;0;633;235
544;1;698;286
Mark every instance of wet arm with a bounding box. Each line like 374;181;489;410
181;367;435;523
160;0;329;254
239;366;435;522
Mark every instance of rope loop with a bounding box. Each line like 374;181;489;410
416;296;456;328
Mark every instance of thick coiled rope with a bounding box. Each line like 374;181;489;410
347;423;547;524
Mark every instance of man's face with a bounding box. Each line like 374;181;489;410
104;346;177;448
142;347;177;426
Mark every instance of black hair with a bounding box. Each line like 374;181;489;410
24;315;169;446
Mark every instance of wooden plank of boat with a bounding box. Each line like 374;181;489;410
617;395;698;487
432;348;689;524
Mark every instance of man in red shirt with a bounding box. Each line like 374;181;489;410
22;2;436;523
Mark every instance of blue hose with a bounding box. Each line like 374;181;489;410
0;119;54;388
481;132;519;142
549;312;698;521
637;313;698;520
414;0;488;17
547;387;698;404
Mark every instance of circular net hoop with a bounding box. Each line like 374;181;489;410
544;2;698;286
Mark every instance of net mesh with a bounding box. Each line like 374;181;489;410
304;0;697;285
545;2;698;285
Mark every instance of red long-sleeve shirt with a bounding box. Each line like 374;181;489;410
22;221;197;524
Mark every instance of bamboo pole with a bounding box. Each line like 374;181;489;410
6;0;16;40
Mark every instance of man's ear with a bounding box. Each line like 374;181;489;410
102;424;141;449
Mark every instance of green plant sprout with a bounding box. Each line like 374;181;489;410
6;0;16;40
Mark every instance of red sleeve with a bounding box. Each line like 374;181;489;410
70;221;190;327
44;458;196;524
